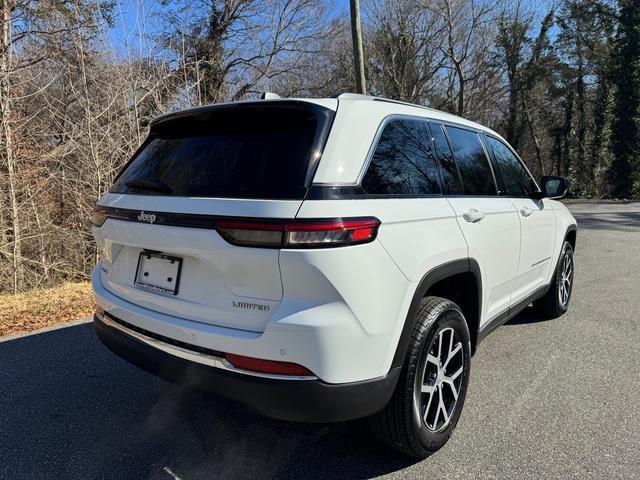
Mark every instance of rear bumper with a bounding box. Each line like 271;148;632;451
92;263;411;384
94;313;400;423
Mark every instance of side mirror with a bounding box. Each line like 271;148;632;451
539;176;568;199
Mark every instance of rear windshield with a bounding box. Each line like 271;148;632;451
110;102;334;199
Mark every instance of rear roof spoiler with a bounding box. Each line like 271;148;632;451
150;99;323;128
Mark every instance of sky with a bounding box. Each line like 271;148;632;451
105;0;165;59
103;0;553;60
105;0;350;59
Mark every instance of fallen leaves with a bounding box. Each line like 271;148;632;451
0;282;94;337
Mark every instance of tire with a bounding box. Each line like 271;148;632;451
369;296;471;458
533;241;574;319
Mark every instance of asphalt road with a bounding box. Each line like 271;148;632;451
1;202;639;480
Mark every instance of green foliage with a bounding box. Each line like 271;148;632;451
494;7;556;176
554;0;616;197
609;0;640;198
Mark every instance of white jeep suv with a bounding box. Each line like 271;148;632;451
92;93;577;457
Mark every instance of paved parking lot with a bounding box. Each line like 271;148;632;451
1;202;639;479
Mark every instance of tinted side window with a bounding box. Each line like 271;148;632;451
431;123;463;195
445;126;496;196
485;136;537;196
362;118;441;195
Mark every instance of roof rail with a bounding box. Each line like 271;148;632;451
335;92;437;112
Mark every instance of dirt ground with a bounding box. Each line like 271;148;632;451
0;282;94;337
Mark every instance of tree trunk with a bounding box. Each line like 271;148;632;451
575;19;588;193
455;61;464;116
30;196;48;283
522;94;544;174
506;80;520;148
349;0;366;94
0;0;24;293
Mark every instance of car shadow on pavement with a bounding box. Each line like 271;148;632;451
504;308;551;326
0;323;418;480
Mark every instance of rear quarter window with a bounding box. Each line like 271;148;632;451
362;118;442;196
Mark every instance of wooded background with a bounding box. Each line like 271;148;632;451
1;0;639;294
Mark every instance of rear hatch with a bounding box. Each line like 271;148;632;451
94;100;336;332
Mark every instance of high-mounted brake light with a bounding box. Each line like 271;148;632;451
214;217;380;249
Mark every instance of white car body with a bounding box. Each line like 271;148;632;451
92;93;576;422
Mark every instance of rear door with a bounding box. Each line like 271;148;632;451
94;101;335;332
483;135;556;303
432;123;521;325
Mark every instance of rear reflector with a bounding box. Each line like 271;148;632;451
225;353;314;376
215;217;380;249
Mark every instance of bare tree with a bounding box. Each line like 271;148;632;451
496;3;555;173
162;0;334;103
365;0;446;103
430;0;498;116
1;0;24;292
0;0;112;291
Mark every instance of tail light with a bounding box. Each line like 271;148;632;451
214;220;283;248
215;217;380;249
226;353;314;376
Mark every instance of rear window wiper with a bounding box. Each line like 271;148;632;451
125;178;173;194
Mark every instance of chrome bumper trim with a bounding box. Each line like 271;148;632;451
96;312;318;381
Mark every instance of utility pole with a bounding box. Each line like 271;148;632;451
349;0;366;94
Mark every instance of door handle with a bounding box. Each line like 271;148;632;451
520;207;534;217
463;209;485;223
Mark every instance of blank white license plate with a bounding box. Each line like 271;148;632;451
134;252;182;296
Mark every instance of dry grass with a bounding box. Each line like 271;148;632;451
0;282;94;337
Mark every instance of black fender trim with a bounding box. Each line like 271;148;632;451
391;258;482;368
564;224;577;248
542;224;577;296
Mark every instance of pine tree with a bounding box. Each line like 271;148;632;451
556;0;614;197
609;0;640;198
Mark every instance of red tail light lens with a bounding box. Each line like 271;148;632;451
214;219;283;248
284;218;380;247
225;353;314;376
214;217;380;249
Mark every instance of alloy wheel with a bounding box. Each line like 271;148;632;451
418;327;464;432
558;252;573;307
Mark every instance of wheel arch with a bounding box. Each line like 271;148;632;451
541;223;577;296
565;224;577;251
391;259;482;368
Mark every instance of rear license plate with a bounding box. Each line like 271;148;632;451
134;252;182;296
